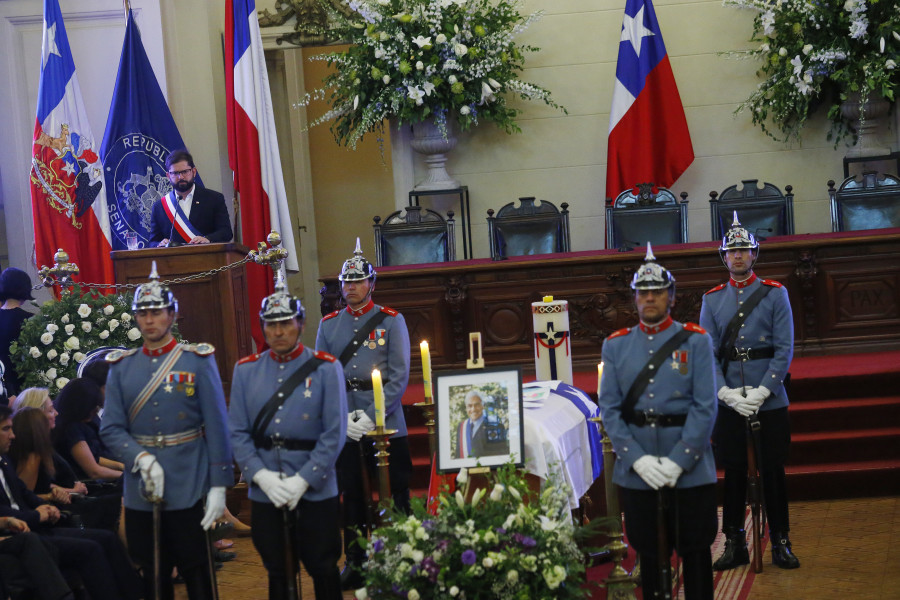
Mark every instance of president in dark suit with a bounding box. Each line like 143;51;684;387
149;149;233;247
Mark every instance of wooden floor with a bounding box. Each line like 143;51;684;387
181;496;900;600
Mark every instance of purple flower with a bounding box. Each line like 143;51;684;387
422;520;435;530
373;538;385;553
461;549;477;565
436;539;450;551
496;527;507;534
513;533;536;548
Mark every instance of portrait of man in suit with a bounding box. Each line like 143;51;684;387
455;389;510;459
149;149;233;247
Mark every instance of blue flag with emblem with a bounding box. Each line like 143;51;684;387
99;9;200;250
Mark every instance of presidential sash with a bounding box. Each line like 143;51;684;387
161;192;202;243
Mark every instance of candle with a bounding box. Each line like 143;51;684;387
597;362;604;397
372;369;385;428
543;295;554;303
420;341;433;400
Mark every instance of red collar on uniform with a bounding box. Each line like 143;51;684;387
269;344;305;363
347;299;375;317
639;316;674;334
729;272;758;288
143;337;178;357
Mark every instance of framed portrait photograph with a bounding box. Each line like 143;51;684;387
435;366;524;473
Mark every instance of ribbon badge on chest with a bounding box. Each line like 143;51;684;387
670;350;689;375
367;329;386;350
166;371;196;396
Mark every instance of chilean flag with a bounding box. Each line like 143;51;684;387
226;0;299;349
605;0;694;201
30;0;114;287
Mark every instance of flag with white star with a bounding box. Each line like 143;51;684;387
605;0;694;200
30;0;113;287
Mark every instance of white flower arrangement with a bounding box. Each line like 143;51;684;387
301;0;565;148
726;0;900;142
356;465;591;600
11;286;142;395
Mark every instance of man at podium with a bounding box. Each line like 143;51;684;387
150;149;233;247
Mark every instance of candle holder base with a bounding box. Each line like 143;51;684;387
365;427;398;525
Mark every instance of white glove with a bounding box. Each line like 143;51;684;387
200;487;226;530
134;453;164;500
658;457;684;487
347;412;376;442
719;387;755;417
346;411;362;441
253;469;291;507
283;474;310;510
632;456;668;490
744;386;770;411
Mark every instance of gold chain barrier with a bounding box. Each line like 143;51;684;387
34;231;289;292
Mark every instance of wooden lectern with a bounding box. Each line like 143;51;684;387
112;243;254;395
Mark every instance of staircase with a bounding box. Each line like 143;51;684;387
784;350;900;500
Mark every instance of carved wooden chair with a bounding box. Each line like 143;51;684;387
709;179;794;241
829;171;900;232
372;205;456;267
486;197;570;260
606;183;688;250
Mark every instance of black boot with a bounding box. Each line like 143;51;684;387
771;531;800;569
713;528;750;571
340;556;365;592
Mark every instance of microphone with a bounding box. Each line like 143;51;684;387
754;227;773;242
617;239;642;252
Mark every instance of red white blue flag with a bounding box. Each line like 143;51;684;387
606;0;694;200
226;0;299;349
30;0;114;286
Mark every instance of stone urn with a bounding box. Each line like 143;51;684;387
409;115;460;191
840;91;892;158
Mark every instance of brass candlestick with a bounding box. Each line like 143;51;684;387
365;426;398;526
414;397;436;459
588;415;638;599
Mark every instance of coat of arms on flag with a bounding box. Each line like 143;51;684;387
32;122;104;226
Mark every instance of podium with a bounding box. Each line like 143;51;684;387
111;243;254;395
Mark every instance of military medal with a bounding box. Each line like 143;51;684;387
304;377;312;397
671;350;689;374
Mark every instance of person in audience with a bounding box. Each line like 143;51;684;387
700;214;800;570
0;516;75;600
52;378;123;481
0;267;35;401
9;407;79;504
597;244;718;600
100;264;232;600
149;149;233;247
230;275;346;599
315;239;412;591
0;405;142;600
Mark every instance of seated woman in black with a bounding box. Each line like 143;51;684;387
11;407;121;532
52;378;123;481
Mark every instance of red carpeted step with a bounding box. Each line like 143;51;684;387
784;459;900;500
789;396;900;432
787;350;900;402
788;427;900;464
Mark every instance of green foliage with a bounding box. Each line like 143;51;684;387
725;0;900;143
10;286;142;395
302;0;566;148
358;464;593;600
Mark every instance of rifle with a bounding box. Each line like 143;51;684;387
736;349;765;574
273;439;301;600
656;488;673;600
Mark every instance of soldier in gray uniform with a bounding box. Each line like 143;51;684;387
229;273;346;600
700;214;800;570
598;244;718;600
315;240;411;590
100;262;233;600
